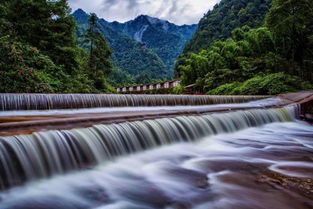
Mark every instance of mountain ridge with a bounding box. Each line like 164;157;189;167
72;9;197;84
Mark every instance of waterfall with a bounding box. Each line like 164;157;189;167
0;106;298;190
0;94;267;110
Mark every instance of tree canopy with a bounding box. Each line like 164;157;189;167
183;0;272;54
176;0;313;95
0;0;114;93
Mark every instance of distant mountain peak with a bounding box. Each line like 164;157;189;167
73;8;88;16
72;9;90;24
133;15;171;30
73;9;195;28
135;15;166;24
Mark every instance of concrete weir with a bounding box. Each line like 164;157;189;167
0;92;312;137
0;94;267;110
0;92;312;194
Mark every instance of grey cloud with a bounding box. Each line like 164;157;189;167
69;0;220;25
102;0;139;9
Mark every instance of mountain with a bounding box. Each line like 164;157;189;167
183;0;272;54
101;15;197;69
72;9;197;85
73;9;167;85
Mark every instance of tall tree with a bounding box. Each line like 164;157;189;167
88;13;97;63
266;0;313;67
2;0;79;73
84;13;113;90
0;3;10;36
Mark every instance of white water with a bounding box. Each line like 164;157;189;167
0;94;268;111
0;106;297;190
0;121;312;209
0;98;282;117
0;94;311;209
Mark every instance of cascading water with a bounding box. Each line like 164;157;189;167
0;106;298;190
0;114;312;209
0;94;268;110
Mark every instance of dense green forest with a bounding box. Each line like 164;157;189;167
0;0;312;94
176;0;313;95
0;0;114;93
73;9;197;85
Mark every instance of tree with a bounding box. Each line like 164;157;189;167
0;0;116;93
87;13;97;62
266;0;313;69
0;3;11;36
1;0;80;75
176;0;272;77
84;13;113;90
175;0;313;94
0;36;64;93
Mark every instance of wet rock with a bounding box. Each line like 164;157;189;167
257;169;313;199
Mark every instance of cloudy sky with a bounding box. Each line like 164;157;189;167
69;0;220;25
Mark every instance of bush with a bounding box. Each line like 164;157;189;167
0;36;116;93
171;85;185;94
208;82;241;95
208;73;313;95
0;36;63;93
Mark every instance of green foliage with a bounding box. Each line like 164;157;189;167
208;82;241;95
204;68;239;91
183;0;271;54
0;36;63;93
137;23;191;74
2;0;79;73
108;68;135;86
171;85;185;95
177;0;313;95
180;26;278;88
208;73;313;95
176;0;272;77
84;13;113;91
266;0;313;69
112;43;168;82
0;1;114;93
179;52;210;86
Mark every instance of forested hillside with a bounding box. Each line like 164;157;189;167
103;15;197;70
176;0;313;95
1;0;311;94
73;9;168;85
183;0;272;54
73;9;197;85
0;0;114;93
